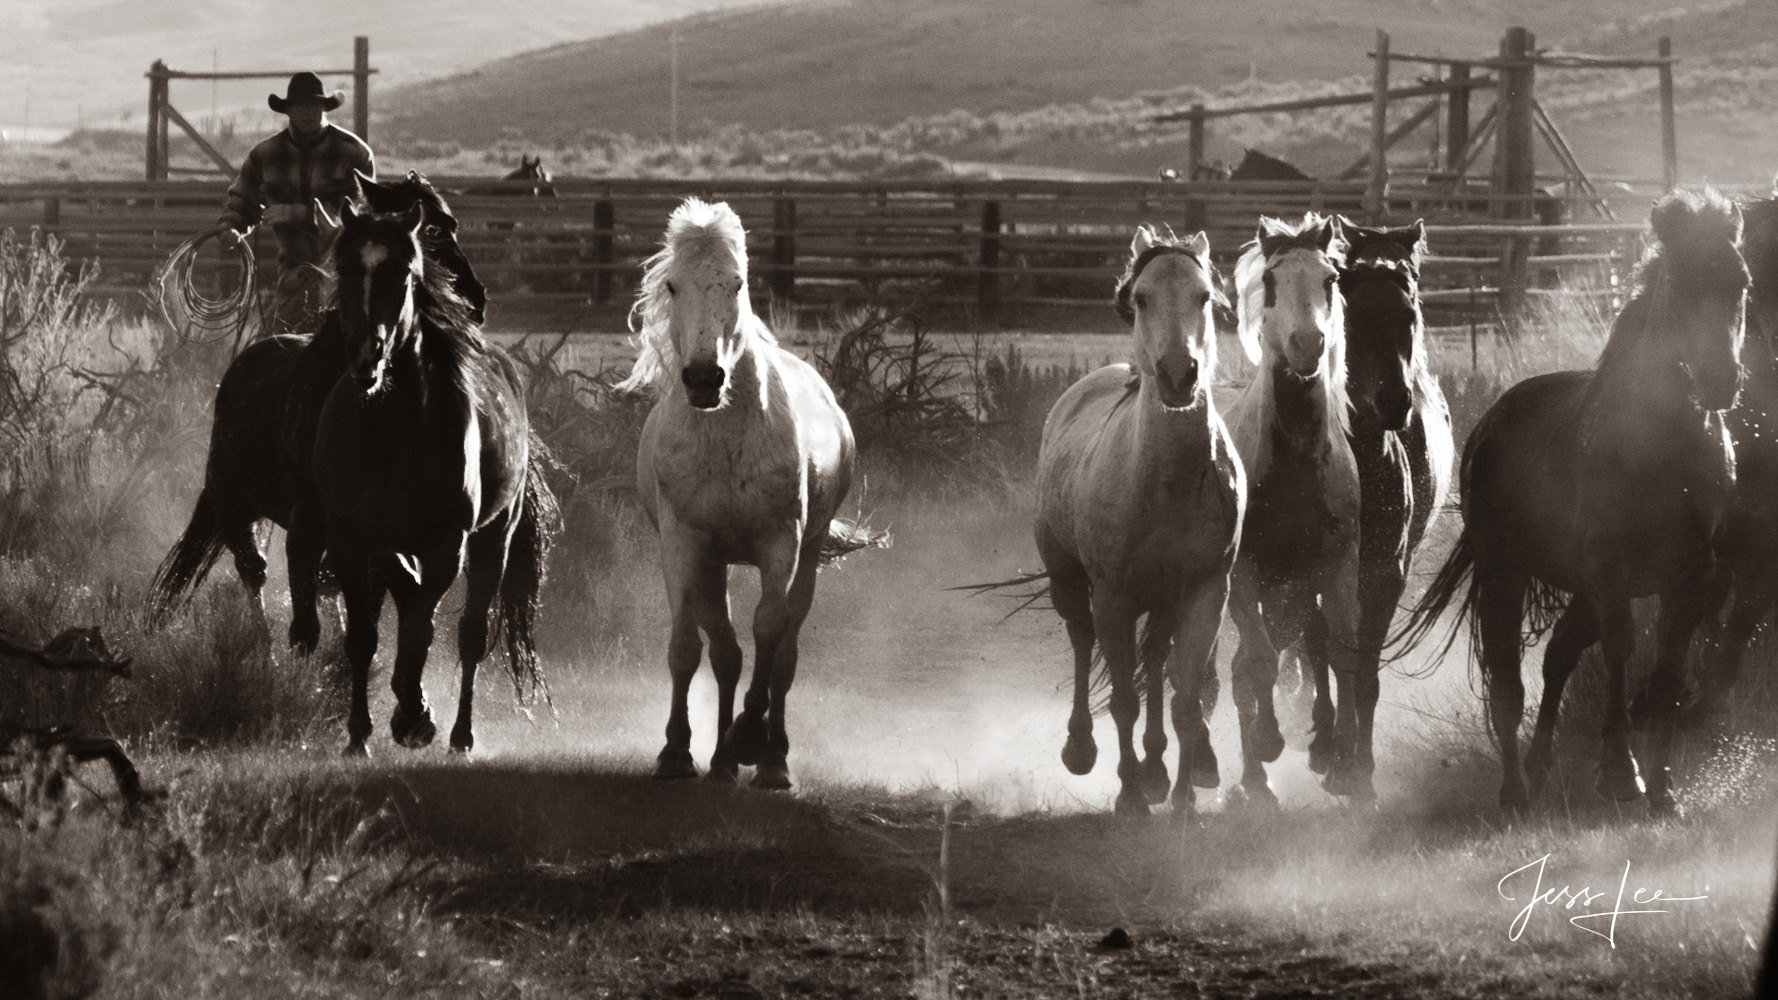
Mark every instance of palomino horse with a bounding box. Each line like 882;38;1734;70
149;171;487;651
1289;220;1453;796
622;198;884;789
313;202;557;756
1036;226;1244;817
1222;213;1364;805
1691;194;1778;715
1400;189;1747;814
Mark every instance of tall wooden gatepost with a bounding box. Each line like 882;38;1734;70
1495;27;1537;327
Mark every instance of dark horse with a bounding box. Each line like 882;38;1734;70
1690;195;1778;715
149;171;488;650
315;202;554;756
1398;189;1747;814
1292;220;1454;798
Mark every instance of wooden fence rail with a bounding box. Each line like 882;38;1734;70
0;177;1644;325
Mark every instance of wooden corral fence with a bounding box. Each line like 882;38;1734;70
0;176;1643;328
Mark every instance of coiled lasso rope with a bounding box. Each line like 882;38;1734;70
155;227;258;355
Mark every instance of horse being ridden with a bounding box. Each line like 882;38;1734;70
1291;220;1453;797
1399;189;1747;814
1692;195;1778;714
1036;226;1244;817
149;170;487;652
623;198;884;790
1221;213;1364;805
313;201;556;757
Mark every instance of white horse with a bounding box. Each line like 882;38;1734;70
1222;213;1364;805
621;198;885;790
1035;226;1245;817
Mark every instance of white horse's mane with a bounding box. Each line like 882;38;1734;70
1226;214;1352;479
618;198;778;394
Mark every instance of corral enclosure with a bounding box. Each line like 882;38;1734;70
0;175;1651;331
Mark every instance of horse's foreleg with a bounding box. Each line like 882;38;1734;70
385;540;463;750
1299;614;1335;774
1228;577;1282;806
694;561;742;783
655;525;707;780
1523;602;1599;802
1321;545;1372;802
1641;574;1715;815
1594;597;1645;804
327;534;383;757
451;517;511;754
1169;567;1232;819
1138;610;1177;804
1037;526;1097;776
286;498;326;654
1341;547;1407;799
1092;592;1146;816
1695;566;1776;723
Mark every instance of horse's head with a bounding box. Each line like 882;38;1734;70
1641;189;1749;411
332;201;427;395
1237;213;1346;380
649;198;754;409
1339;218;1425;430
354;168;487;325
1115;225;1221;409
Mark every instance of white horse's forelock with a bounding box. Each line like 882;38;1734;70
1228;215;1352;478
617;198;775;394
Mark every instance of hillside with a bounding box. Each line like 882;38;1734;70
380;0;1690;146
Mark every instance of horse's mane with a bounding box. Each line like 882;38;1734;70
1599;187;1744;377
1228;214;1351;478
618;198;778;394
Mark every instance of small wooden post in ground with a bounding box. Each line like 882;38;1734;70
1365;29;1391;223
1658;37;1678;190
353;36;371;142
592;200;615;303
771;197;797;304
979;200;1002;322
1496;27;1536;331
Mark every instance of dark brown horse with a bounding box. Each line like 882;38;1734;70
1291;220;1453;798
314;202;554;756
1691;195;1778;716
1398;189;1747;815
149;171;487;652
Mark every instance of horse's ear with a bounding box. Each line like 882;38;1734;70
1130;225;1158;258
354;167;377;192
340;201;359;225
401;201;425;236
1316;216;1339;251
1403;218;1426;248
1185;230;1210;260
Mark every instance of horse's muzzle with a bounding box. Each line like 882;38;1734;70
1375;385;1412;431
1154;357;1199;408
681;362;726;409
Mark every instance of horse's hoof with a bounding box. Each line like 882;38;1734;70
391;708;436;749
1250;716;1285;764
1323;765;1375;801
449;726;474;755
342;740;369;759
1113;788;1150;817
1226;781;1278;811
1596;763;1646;802
1646;790;1680;819
1499;792;1528;818
1190;762;1221;790
751;759;793;791
1061;734;1098;776
1140;757;1171;804
724;714;770;768
1306;733;1334;776
653;746;699;780
288;617;320;655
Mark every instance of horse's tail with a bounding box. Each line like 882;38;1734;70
495;435;564;707
819;516;891;566
1386;529;1478;673
147;487;229;627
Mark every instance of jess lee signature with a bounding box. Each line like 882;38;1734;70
1498;854;1708;947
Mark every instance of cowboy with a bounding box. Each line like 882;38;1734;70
218;72;374;333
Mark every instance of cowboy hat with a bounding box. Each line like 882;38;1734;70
268;72;343;113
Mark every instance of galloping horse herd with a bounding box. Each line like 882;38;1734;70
144;169;1777;820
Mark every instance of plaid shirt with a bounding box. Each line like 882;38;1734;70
219;123;374;267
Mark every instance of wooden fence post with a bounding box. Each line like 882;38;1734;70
772;197;796;304
592;199;615;304
353;36;371;142
41;197;60;229
979;199;1001;322
1184;104;1208;232
145;62;166;182
1497;27;1536;330
1366;29;1390;223
1445;63;1470;173
1658;37;1677;191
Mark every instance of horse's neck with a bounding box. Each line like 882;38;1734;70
1131;378;1214;461
1589;294;1694;430
1267;365;1332;449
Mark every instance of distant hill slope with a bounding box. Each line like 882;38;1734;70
380;0;1689;146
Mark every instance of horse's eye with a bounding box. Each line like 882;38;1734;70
1132;292;1148;310
1197;291;1212;308
666;281;677;296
